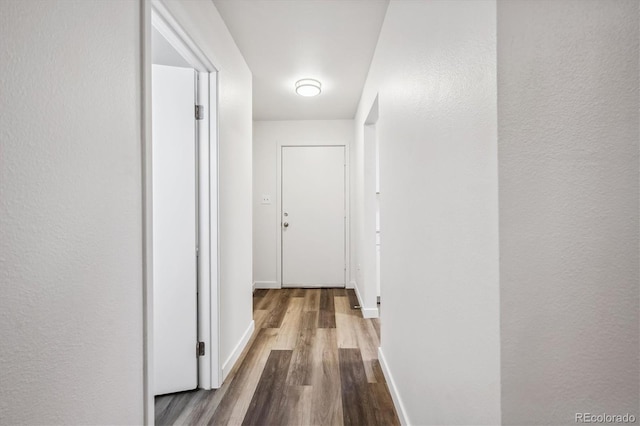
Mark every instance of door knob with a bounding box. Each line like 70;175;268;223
283;222;289;228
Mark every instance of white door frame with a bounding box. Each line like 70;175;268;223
276;142;350;288
142;1;220;423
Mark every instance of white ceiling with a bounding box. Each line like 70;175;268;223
152;26;192;68
213;0;389;121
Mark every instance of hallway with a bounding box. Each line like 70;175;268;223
155;289;399;425
2;1;638;424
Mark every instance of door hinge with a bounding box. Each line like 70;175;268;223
195;105;204;120
197;341;205;357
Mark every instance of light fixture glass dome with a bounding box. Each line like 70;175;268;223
295;79;321;97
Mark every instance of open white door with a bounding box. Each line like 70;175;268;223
281;146;346;287
152;64;198;395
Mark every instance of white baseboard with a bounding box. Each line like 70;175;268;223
361;306;379;318
378;347;410;425
347;280;356;289
253;281;280;289
353;280;379;318
353;280;363;304
221;320;255;381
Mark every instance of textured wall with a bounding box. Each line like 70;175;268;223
354;1;501;424
253;120;353;286
161;0;254;377
0;0;144;424
498;1;640;424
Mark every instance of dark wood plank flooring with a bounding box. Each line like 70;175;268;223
155;288;399;425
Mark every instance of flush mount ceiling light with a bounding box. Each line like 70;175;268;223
295;79;321;97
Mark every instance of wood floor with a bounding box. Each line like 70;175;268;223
155;288;399;426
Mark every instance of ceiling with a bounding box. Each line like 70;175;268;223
213;0;389;121
152;26;191;68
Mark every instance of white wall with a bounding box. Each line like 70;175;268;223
161;0;254;380
0;0;144;423
253;120;353;287
498;1;639;424
0;0;253;422
353;1;501;424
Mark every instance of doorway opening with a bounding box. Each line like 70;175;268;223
362;95;380;318
143;0;220;422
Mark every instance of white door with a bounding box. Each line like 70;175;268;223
152;64;198;395
282;146;346;287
